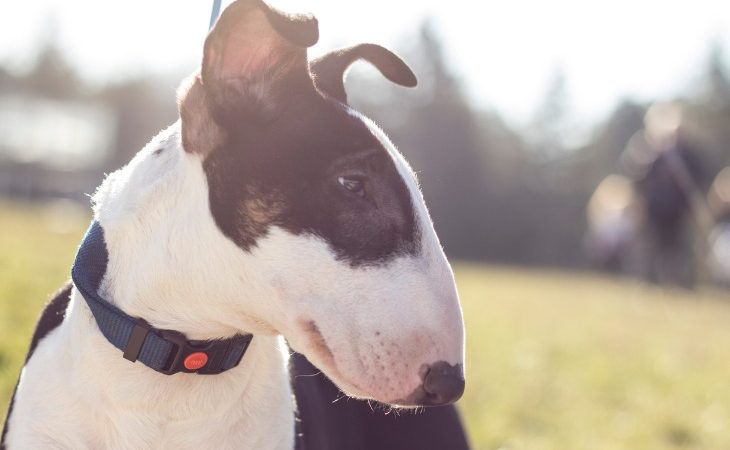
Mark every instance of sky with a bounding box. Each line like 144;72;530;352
1;0;729;127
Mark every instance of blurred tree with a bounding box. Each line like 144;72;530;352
684;42;730;176
22;19;81;98
706;42;730;110
398;23;491;259
94;77;178;169
582;100;646;185
0;66;12;92
529;68;571;158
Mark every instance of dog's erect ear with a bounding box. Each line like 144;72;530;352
203;0;318;84
198;0;319;122
310;44;417;103
179;0;318;154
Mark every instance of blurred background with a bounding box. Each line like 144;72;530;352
1;1;730;448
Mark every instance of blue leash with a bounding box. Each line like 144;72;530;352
209;0;222;29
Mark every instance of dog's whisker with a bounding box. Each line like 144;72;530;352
293;371;323;379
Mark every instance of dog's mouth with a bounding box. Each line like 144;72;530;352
299;319;335;369
295;319;368;397
294;318;466;408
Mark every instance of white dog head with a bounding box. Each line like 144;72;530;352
177;0;465;406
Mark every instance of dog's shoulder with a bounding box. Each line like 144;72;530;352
23;282;73;364
1;282;73;449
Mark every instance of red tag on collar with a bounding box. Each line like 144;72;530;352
183;352;209;371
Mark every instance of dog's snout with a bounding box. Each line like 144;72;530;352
396;361;465;407
421;361;465;405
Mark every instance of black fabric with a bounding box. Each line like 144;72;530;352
291;353;471;450
1;283;73;450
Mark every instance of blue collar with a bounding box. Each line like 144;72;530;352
71;221;253;375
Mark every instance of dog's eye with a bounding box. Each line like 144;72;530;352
338;176;366;197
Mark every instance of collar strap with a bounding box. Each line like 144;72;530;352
71;221;252;375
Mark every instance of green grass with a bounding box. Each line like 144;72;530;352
2;200;730;449
458;266;730;449
0;201;88;411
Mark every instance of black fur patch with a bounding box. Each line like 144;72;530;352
203;75;419;266
1;283;72;449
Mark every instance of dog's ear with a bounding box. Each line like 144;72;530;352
199;0;318;121
310;44;417;103
178;0;318;154
202;0;318;85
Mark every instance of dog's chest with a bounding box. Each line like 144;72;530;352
10;353;294;450
97;413;288;450
5;301;295;450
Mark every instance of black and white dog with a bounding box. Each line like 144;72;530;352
2;1;467;448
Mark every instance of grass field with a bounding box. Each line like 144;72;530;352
1;200;730;449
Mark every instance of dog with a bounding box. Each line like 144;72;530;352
1;1;466;448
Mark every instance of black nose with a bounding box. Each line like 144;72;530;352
396;361;465;406
421;361;465;405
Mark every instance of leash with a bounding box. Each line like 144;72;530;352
71;222;252;375
209;0;222;29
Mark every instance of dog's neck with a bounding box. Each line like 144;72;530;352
61;122;295;448
91;121;278;338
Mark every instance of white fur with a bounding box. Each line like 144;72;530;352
6;112;464;448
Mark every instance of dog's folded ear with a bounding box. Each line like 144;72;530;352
200;0;318;115
310;44;417;104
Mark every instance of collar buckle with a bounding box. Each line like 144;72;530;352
157;329;253;375
159;329;217;375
